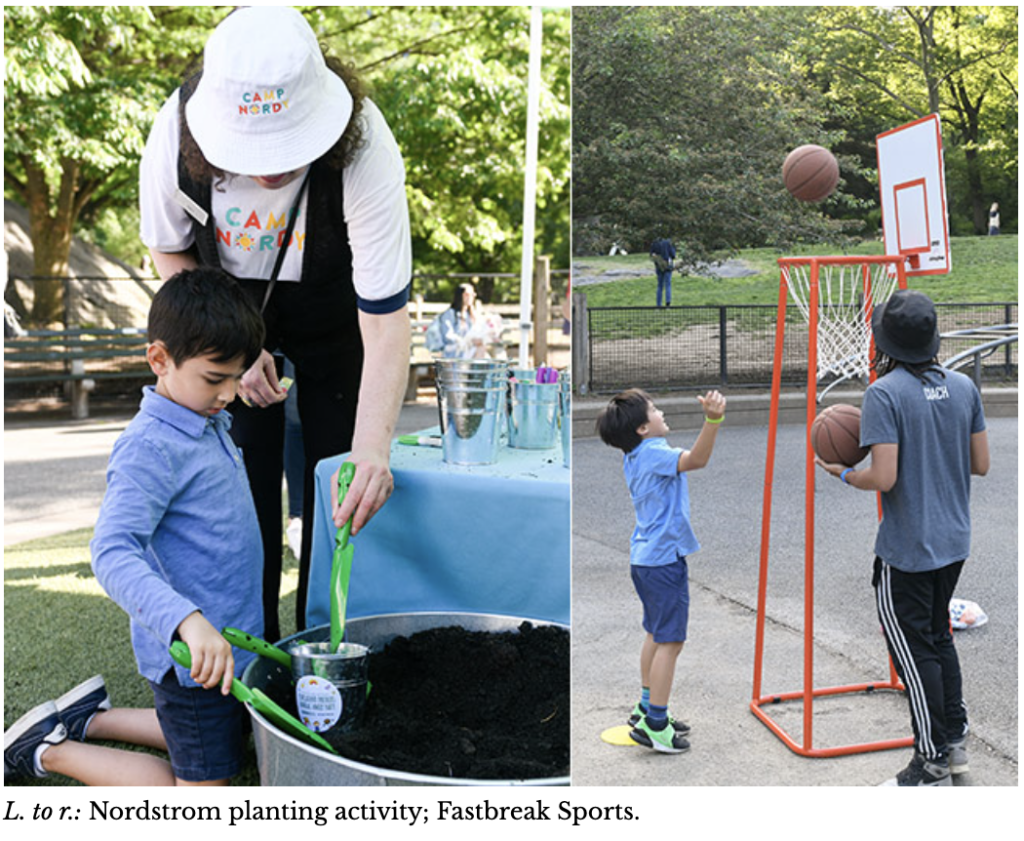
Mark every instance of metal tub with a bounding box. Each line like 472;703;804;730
243;612;570;786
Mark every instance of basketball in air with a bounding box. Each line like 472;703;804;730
811;404;869;467
782;145;840;202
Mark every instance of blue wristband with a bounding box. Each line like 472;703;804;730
840;468;854;485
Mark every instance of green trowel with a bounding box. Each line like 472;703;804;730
330;461;356;653
169;640;337;755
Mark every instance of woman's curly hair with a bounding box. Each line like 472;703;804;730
179;52;367;187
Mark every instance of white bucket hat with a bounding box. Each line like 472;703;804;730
186;6;353;177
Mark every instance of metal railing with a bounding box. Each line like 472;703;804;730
582;302;1017;394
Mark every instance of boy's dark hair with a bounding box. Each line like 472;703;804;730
872;349;945;384
596;388;652;453
148;268;265;368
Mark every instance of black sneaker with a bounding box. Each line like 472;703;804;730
628;703;691;736
55;675;111;741
879;752;952;787
629;716;691;754
4;701;68;779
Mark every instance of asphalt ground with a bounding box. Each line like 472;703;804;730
570;402;1018;787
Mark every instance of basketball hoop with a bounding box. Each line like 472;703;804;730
751;254;912;758
779;255;903;398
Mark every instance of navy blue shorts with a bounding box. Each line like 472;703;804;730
631;557;690;643
149;670;248;782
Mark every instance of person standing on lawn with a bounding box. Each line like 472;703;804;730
4;269;265;785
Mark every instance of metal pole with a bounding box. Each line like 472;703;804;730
517;6;542;369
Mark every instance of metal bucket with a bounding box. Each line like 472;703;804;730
290;642;369;740
434;359;508;465
559;371;571;468
508;381;559;449
243;613;569;786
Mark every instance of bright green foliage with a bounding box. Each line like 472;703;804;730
4;6;220;322
573;6;855;264
799;6;1018;235
311;6;570;302
4;5;571;319
573;5;1018;261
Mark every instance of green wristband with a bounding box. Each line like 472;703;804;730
705;415;724;424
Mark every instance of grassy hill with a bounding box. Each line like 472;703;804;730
574;235;1018;308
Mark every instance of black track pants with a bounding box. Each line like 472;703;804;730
873;557;968;761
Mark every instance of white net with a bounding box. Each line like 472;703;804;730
780;258;901;390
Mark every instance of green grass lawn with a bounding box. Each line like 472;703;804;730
3;526;300;787
576;235;1019;308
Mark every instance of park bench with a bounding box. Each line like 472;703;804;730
4;328;150;418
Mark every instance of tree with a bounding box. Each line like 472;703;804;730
312;6;570;302
807;6;1018;234
4;5;570;324
572;6;852;263
3;5;218;323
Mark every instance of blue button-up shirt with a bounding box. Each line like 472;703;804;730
91;386;263;686
623;437;701;567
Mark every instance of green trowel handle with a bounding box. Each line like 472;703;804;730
330;543;355;652
168;641;246;701
221;627;292;668
168;641;337;756
336;461;356;549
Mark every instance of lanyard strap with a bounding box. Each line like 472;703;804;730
260;169;311;315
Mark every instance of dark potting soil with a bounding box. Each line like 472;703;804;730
332;622;569;780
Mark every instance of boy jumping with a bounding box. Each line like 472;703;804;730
597;388;726;753
4;268;266;785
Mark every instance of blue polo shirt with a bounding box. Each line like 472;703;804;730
91;386;263;686
623;437;701;566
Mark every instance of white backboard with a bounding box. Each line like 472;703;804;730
876;114;950;276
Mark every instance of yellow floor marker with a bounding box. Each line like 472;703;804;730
600;724;638;746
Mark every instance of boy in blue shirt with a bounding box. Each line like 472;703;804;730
597;388;726;753
4;268;265;785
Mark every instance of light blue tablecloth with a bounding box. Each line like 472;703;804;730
306;428;570;630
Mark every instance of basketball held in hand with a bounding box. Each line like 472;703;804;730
782;145;840;203
811;404;869;467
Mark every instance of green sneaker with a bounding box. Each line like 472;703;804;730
629;716;690;754
628;703;691;736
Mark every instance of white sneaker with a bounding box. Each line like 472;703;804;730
286;518;303;558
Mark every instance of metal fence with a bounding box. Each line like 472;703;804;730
584;302;1018;394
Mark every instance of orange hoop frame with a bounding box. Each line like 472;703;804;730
751;255;913;757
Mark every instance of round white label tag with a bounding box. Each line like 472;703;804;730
295;676;342;733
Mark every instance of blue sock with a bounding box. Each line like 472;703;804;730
646;702;669;730
639;687;651;711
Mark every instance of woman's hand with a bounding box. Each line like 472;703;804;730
331;451;394;537
238;349;288;408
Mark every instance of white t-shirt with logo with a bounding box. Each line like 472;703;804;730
139;91;411;312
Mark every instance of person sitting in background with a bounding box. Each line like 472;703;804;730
427;283;483;358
